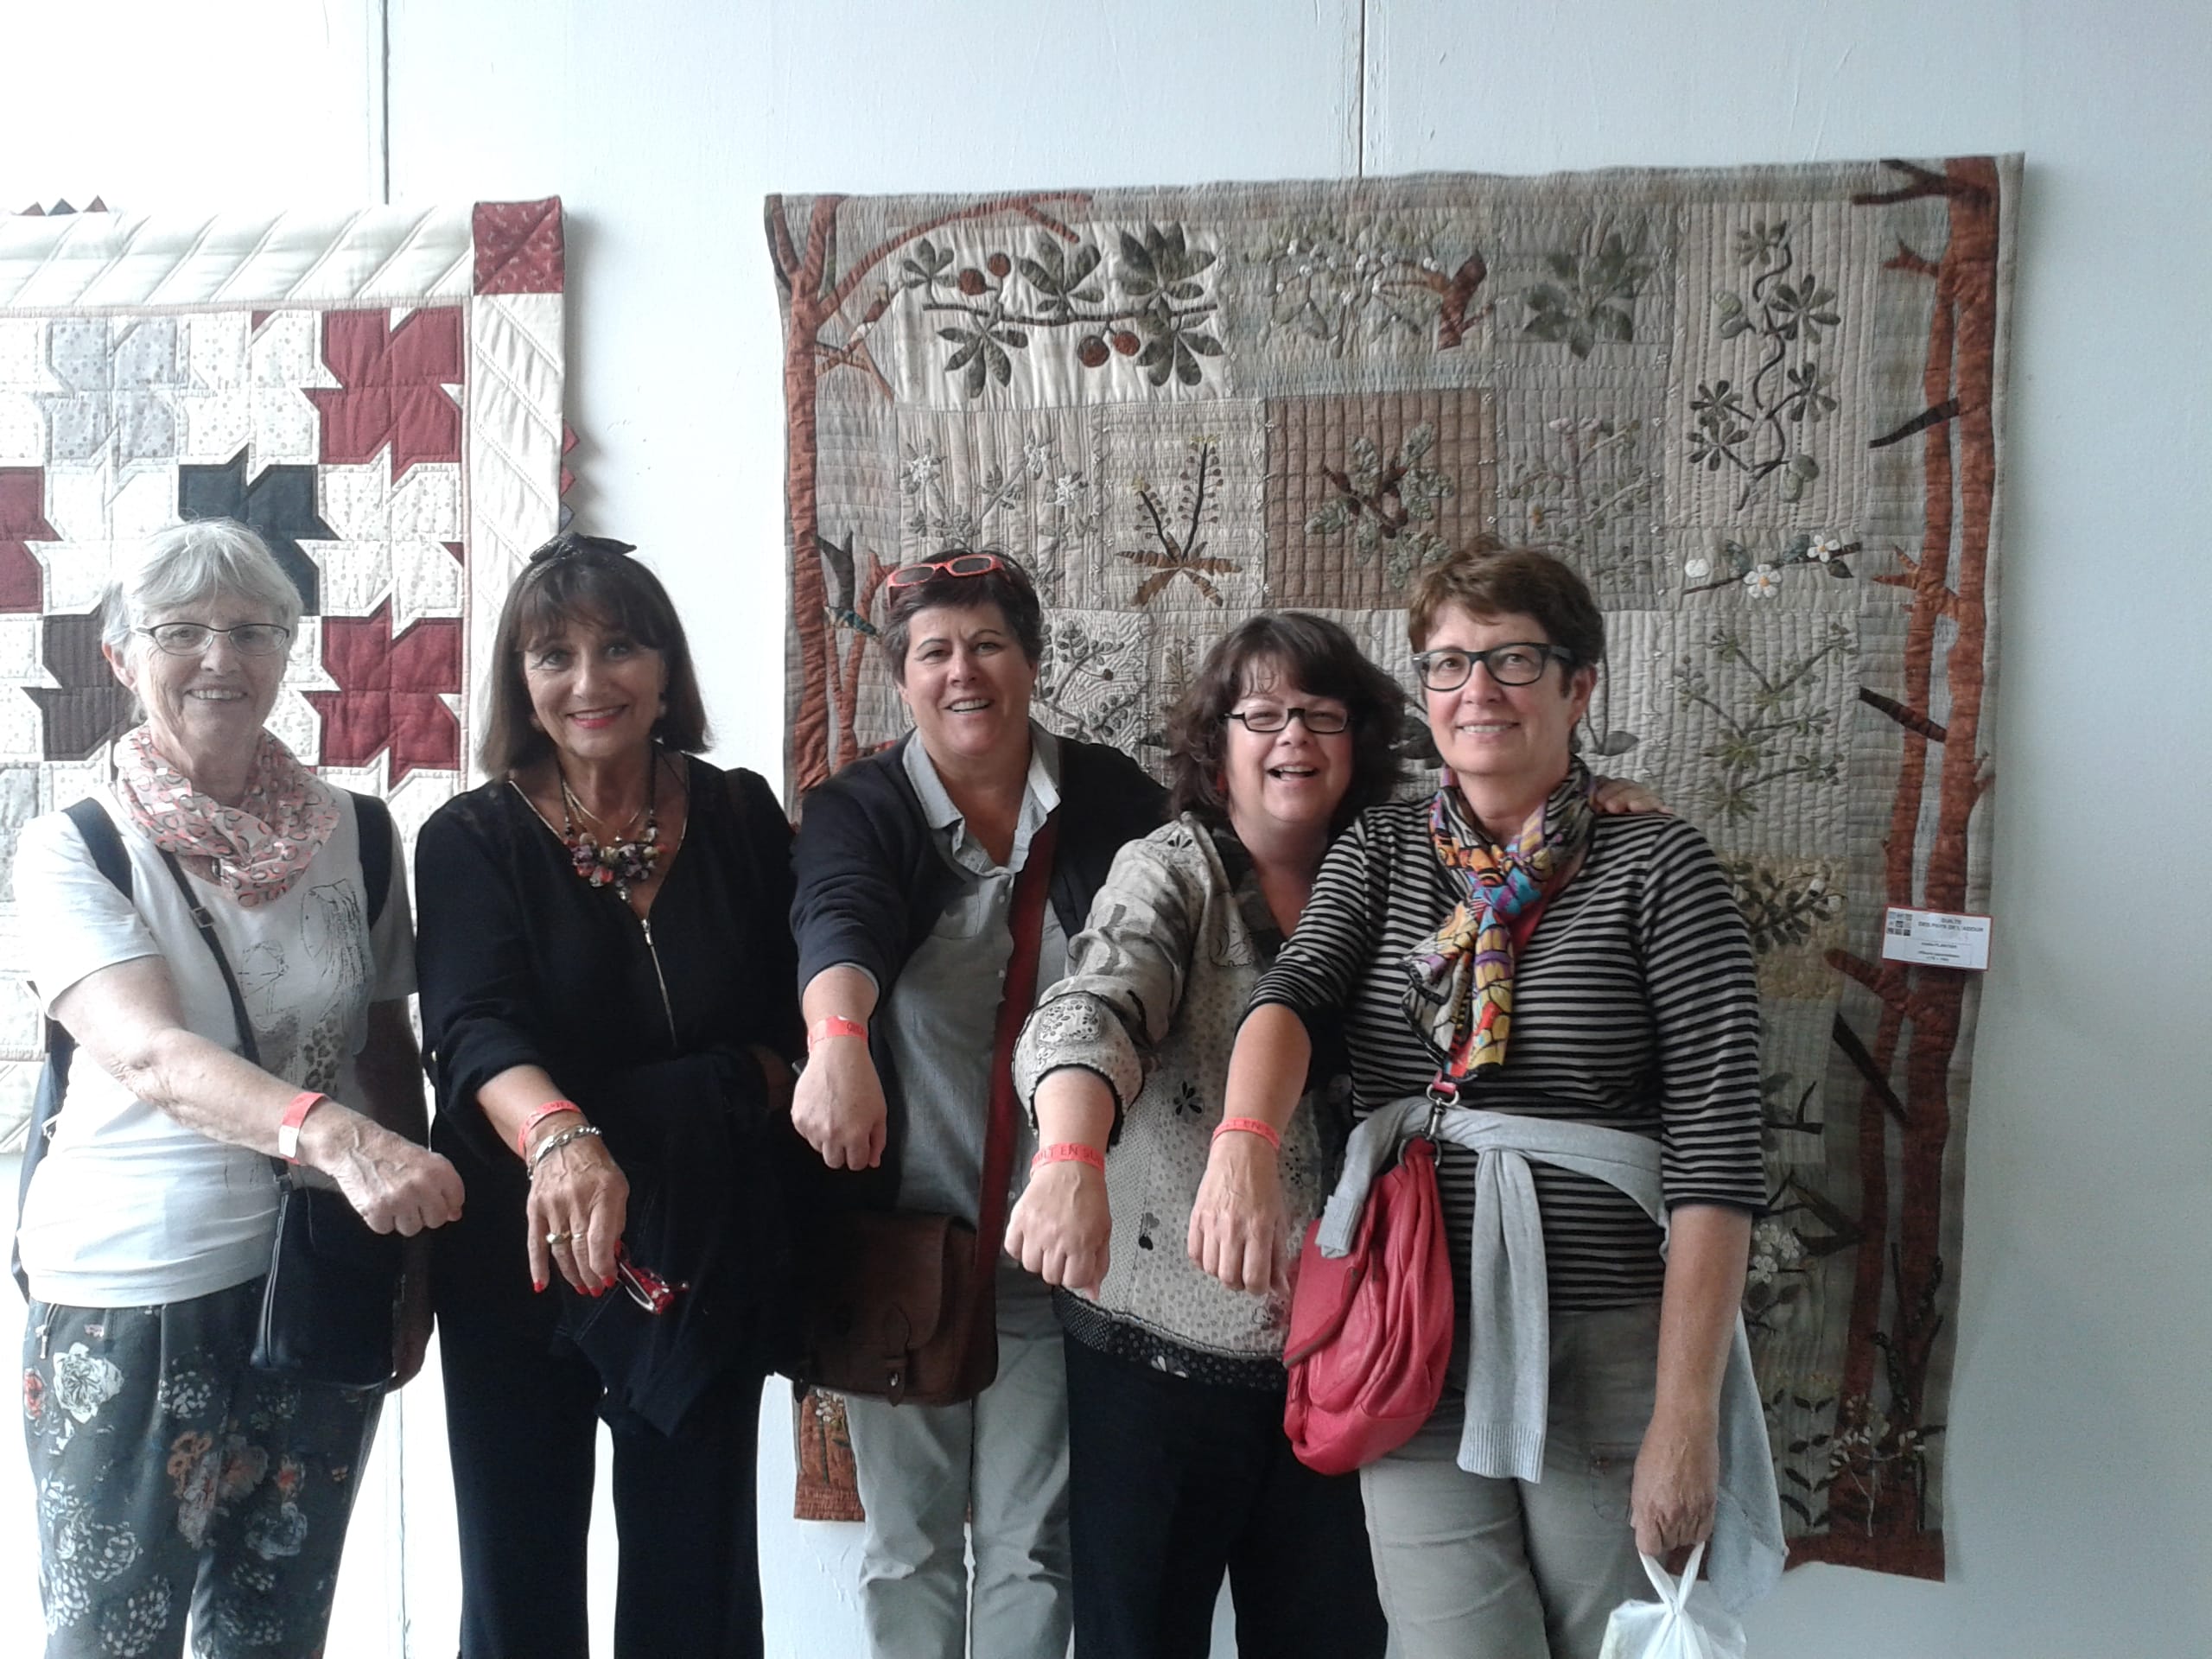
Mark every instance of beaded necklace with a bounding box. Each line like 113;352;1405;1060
557;752;661;900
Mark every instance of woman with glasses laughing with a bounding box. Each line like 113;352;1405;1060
789;549;1163;1659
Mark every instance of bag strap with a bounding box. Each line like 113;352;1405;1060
14;800;135;1297
972;812;1061;1273
39;799;132;1068
151;851;264;1072
150;854;292;1185
348;791;393;928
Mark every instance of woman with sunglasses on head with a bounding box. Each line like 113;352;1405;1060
14;519;462;1659
1196;547;1783;1659
413;532;805;1659
789;550;1164;1659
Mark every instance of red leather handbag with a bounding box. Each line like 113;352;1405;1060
1281;1133;1454;1476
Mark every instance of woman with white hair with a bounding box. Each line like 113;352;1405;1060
13;518;463;1659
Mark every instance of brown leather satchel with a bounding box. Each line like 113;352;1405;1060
799;814;1058;1407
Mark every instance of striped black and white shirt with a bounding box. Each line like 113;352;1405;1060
1249;801;1765;1312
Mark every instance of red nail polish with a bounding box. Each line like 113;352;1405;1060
533;1280;546;1294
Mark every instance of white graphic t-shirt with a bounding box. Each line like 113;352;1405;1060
15;788;414;1306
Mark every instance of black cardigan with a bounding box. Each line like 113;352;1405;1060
790;731;1165;1185
416;757;804;1431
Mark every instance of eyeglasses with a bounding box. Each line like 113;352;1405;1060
886;552;1003;589
1224;706;1350;735
137;623;294;658
1411;643;1574;692
613;1246;686;1316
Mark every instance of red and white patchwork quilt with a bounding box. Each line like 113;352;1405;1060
0;199;567;1138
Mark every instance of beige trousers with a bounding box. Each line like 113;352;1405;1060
1358;1300;1662;1659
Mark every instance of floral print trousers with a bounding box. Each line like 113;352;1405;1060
21;1278;382;1659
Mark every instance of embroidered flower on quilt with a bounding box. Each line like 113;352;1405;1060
1808;532;1846;563
900;446;944;493
1683;556;1713;581
49;1343;124;1424
1743;563;1783;598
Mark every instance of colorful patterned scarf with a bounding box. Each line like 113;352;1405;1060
1402;761;1596;1080
114;724;340;909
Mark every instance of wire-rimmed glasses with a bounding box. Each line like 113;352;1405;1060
135;623;294;658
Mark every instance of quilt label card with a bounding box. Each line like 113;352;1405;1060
1882;906;1993;970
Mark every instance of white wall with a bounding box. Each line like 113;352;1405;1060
5;3;2210;1656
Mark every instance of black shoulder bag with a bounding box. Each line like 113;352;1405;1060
16;797;404;1391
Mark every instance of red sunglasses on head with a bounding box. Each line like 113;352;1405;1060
885;552;1004;590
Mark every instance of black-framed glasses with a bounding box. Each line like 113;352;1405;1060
1224;705;1350;735
1411;642;1573;691
136;622;294;658
886;551;1003;589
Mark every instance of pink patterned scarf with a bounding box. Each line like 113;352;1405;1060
114;724;340;909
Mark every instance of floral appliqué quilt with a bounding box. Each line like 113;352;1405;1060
770;158;2017;1579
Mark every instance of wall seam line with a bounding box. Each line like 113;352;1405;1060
1356;0;1369;176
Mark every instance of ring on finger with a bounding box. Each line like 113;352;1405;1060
545;1229;575;1246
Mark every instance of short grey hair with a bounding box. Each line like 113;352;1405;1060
99;519;303;653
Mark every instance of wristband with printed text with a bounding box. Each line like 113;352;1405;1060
1211;1116;1282;1152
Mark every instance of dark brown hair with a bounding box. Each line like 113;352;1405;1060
477;532;709;775
1406;542;1605;671
880;552;1046;680
1166;612;1406;834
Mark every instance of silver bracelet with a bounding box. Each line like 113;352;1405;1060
528;1122;604;1175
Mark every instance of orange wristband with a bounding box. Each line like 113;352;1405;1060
516;1100;583;1159
808;1015;867;1051
276;1091;326;1164
1032;1142;1105;1173
1211;1116;1282;1152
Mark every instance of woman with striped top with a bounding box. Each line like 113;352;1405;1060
1195;547;1783;1658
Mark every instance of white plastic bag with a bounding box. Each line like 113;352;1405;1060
1597;1543;1748;1659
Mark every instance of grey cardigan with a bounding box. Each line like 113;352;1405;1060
1323;1098;1786;1613
1013;815;1348;1371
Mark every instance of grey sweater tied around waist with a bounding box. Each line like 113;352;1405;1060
1319;1099;1786;1614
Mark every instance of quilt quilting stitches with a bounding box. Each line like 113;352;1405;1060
0;198;567;1144
769;159;2016;1579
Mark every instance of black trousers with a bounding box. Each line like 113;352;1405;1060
435;1216;765;1659
1064;1334;1388;1659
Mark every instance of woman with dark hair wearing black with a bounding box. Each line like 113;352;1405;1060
414;533;804;1659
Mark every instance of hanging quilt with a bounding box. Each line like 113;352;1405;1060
769;158;2016;1579
0;199;569;1141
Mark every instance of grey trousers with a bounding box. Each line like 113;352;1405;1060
844;1268;1072;1659
1358;1301;1662;1659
